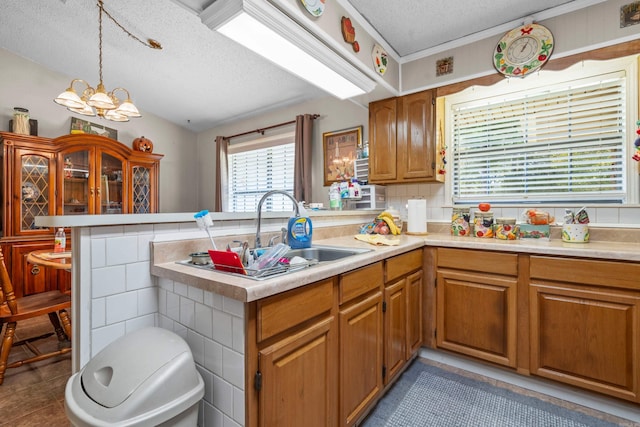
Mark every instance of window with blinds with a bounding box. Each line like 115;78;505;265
227;132;295;212
450;71;627;204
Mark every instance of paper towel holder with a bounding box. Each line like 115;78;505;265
406;198;429;236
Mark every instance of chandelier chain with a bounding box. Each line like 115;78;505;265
98;0;162;50
98;0;104;84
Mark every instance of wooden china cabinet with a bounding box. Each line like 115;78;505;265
0;132;162;297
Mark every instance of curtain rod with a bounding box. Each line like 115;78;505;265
225;114;319;140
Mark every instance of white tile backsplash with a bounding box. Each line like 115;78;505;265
90;238;106;269
195;302;213;338
137;287;158;315
106;292;138;324
213;375;234;418
91;298;106;328
126;261;153;291
212;310;233;348
125;314;155;332
106;236;139;265
180;296;195;328
223;347;244;389
92;265;126;298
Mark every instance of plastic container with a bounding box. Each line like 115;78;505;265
65;327;204;426
473;210;494;238
54;228;66;253
562;223;589;243
287;215;313;249
451;208;470;236
495;218;519;240
329;183;341;210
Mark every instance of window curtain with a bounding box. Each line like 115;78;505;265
294;114;314;203
214;136;229;212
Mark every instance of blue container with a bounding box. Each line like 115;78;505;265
287;216;313;249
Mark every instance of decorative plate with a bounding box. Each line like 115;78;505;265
494;23;554;77
300;0;325;17
372;43;388;76
22;182;40;202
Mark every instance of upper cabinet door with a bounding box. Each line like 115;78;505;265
369;98;397;182
60;148;93;215
130;161;158;214
398;90;435;181
98;150;126;214
15;149;55;235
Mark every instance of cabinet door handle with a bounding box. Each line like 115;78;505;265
90;187;95;196
97;187;101;197
31;265;41;275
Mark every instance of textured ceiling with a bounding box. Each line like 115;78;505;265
0;0;599;132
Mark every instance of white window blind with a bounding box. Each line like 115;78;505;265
227;133;295;212
451;72;626;203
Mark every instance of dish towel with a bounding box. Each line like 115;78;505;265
354;234;400;246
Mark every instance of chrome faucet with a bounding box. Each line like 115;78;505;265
255;190;299;248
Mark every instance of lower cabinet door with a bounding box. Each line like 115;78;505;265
406;270;423;357
384;278;407;384
258;316;336;427
436;269;517;367
530;282;640;402
340;291;383;427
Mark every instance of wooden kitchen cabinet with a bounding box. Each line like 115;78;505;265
1;132;162;296
253;279;337;427
368;89;443;184
529;256;640;403
339;262;384;427
436;248;518;367
247;252;424;427
383;249;423;384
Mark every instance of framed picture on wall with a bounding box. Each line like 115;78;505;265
322;125;362;185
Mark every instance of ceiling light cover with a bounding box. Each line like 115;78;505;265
200;0;375;100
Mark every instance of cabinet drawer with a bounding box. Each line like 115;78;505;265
258;278;334;342
340;262;383;305
437;248;517;276
530;256;640;290
386;249;422;283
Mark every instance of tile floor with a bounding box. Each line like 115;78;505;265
0;316;72;427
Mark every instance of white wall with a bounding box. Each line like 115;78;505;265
402;0;640;93
0;48;199;213
196;96;369;210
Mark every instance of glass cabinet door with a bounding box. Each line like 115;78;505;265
132;165;152;213
99;152;124;214
62;149;91;215
19;152;52;232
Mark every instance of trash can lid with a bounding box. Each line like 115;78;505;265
81;327;194;408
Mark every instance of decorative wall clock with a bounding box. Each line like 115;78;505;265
494;23;554;77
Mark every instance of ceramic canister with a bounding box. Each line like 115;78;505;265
451;207;470;236
473;210;494;238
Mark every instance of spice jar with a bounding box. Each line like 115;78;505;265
473;210;494;238
451;207;470;236
495;217;518;240
12;107;30;135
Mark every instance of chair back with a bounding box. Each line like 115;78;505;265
0;247;18;314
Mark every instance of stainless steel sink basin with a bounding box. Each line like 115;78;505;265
285;245;372;262
176;245;371;281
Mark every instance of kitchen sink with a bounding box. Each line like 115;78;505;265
285;245;372;262
177;245;371;281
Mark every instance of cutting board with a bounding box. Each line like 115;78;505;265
208;250;246;275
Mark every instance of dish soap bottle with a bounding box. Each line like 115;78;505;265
54;228;66;253
287;204;313;249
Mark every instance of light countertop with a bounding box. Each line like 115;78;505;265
151;233;640;303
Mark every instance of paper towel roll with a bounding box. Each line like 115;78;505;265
407;199;428;235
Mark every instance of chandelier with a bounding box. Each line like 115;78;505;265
54;0;161;122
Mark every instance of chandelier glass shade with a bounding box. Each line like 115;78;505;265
53;0;160;122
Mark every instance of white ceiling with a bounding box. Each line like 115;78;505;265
0;0;597;132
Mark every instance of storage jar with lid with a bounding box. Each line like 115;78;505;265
473;210;494;238
495;217;518;240
451;207;470;236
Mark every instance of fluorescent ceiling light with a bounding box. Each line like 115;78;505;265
201;0;375;99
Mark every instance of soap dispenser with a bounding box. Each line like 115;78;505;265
287;203;313;249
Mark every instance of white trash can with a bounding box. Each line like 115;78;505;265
65;327;204;427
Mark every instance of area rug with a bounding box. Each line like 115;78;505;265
362;360;624;427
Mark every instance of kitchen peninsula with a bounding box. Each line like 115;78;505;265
35;212;640;427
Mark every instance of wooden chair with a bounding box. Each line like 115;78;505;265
0;247;71;385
